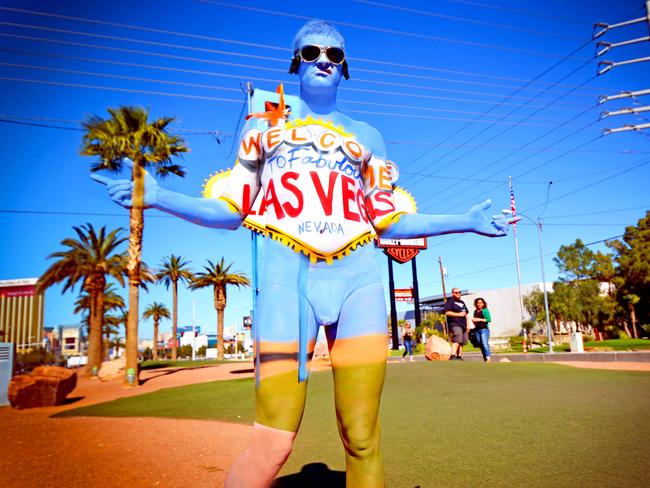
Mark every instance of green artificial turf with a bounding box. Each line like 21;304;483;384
140;359;230;370
57;362;650;487
582;338;650;351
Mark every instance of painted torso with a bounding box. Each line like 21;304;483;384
222;117;400;263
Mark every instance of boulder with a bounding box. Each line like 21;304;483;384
425;335;452;361
98;357;126;381
8;366;77;409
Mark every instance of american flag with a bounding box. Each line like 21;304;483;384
508;176;517;226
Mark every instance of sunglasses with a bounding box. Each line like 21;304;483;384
297;45;345;65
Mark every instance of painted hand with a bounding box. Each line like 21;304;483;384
467;199;520;237
90;160;158;209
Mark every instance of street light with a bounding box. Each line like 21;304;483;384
503;210;553;352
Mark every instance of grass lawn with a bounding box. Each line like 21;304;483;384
518;338;650;354
58;362;650;487
140;359;231;370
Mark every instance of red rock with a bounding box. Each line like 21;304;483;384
8;366;77;409
425;335;452;361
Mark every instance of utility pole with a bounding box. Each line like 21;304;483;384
438;256;448;336
387;255;399;350
509;177;528;351
517;214;554;353
439;256;447;303
595;2;650;135
191;299;196;361
411;256;421;330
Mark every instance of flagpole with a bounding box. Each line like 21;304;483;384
509;176;528;352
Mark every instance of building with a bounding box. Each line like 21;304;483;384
180;330;208;350
59;325;86;357
400;282;552;337
0;278;45;353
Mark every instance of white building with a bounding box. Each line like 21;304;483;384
400;282;552;337
180;331;208;350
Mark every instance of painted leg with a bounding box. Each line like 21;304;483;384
225;422;296;488
225;339;315;487
327;331;387;487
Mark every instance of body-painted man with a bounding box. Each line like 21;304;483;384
93;20;516;488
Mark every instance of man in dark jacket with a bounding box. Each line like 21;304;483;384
444;288;469;360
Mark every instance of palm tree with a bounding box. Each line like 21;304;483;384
143;302;171;361
105;309;129;358
190;259;250;360
37;224;126;377
156;255;194;361
74;283;125;360
82;106;188;386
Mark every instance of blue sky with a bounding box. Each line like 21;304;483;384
1;0;648;340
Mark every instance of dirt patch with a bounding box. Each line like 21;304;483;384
0;359;333;488
551;361;650;372
2;357;644;487
0;361;259;487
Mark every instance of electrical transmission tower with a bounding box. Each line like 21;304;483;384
594;1;650;135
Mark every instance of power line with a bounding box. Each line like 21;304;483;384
425;103;601;212
402;57;597;189
0;6;290;52
354;0;586;41
430;128;602;214
0;61;245;94
522;159;650;214
0;35;586;111
0;111;644;155
402;157;648;186
0;114;233;137
196;0;592;61
385;139;649;154
0;5;602;92
0;23;594;104
407;105;600;209
543;205;650;219
0;19;597;97
397;38;595;187
421;233;625;286
0;118;81;131
442;0;593;26
8;59;581;123
0;74;582;128
0;209;174;218
0;76;246;103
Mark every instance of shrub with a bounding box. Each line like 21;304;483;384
142;347;153;361
197;345;207;357
521;320;535;333
178;344;193;358
15;347;55;373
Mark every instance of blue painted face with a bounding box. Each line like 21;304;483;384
297;33;344;91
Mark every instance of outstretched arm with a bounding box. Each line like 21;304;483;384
91;162;243;230
381;199;519;239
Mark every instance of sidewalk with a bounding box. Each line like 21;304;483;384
462;350;650;363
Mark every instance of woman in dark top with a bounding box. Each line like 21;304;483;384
402;322;415;362
472;297;492;363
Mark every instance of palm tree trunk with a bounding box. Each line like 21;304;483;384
629;303;638;339
171;281;178;361
153;317;159;361
124;161;145;386
217;306;225;360
86;289;102;377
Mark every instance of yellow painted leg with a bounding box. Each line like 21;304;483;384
327;333;387;487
